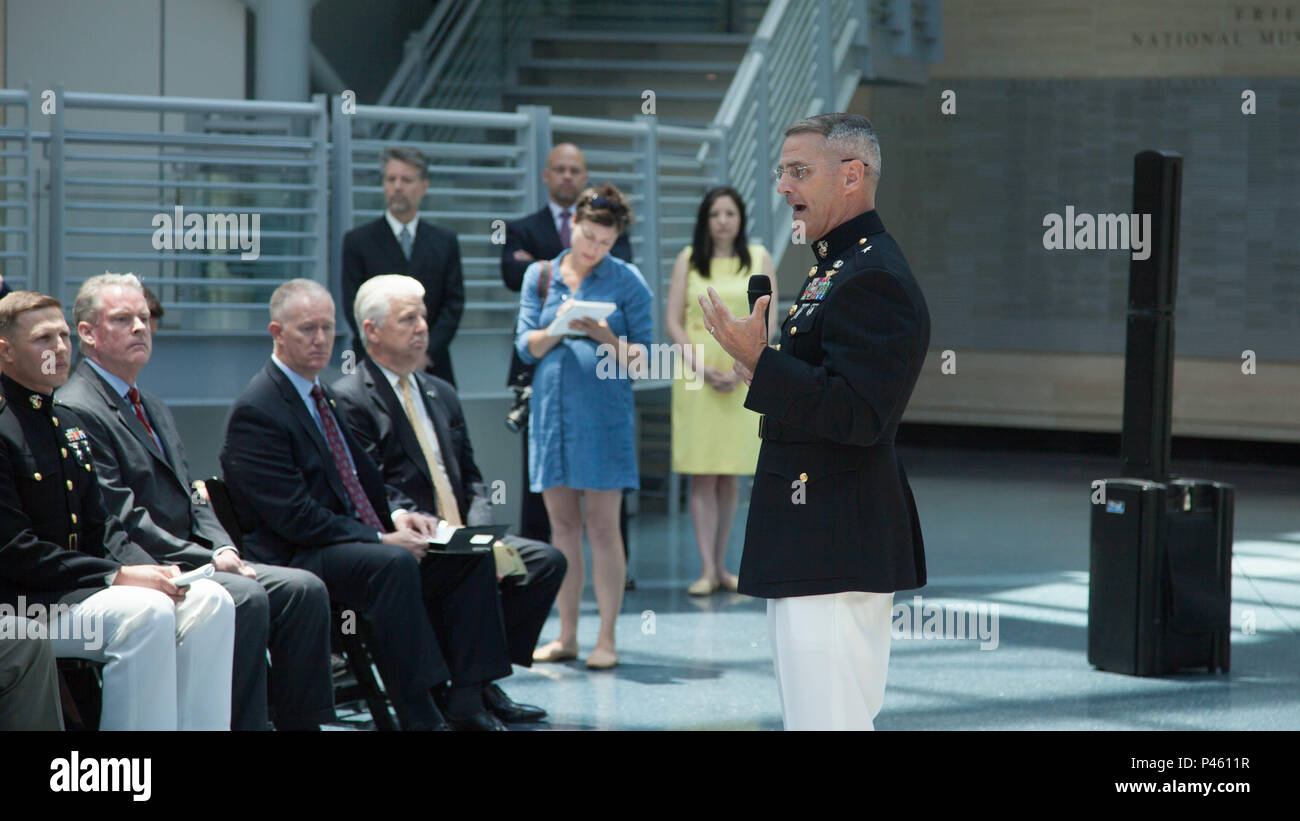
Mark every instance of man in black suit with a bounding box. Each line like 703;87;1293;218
0;289;234;730
500;143;634;545
333;274;564;723
220;278;513;731
57;273;335;731
701;113;930;730
342;146;464;386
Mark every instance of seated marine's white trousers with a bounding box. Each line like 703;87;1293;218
767;590;894;731
48;579;235;730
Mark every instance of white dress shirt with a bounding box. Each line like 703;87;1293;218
385;210;419;243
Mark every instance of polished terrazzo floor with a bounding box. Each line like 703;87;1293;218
329;447;1300;731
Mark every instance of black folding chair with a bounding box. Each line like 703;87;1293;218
56;658;102;730
202;476;397;730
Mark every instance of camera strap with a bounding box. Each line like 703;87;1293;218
538;259;551;301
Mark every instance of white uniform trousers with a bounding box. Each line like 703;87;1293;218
767;591;894;731
48;579;235;730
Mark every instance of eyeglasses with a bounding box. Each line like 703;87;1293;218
772;158;860;182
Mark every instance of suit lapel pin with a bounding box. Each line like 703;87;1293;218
832;260;843;269
860;245;872;253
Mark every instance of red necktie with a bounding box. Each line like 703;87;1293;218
310;385;385;530
559;209;571;248
126;387;155;438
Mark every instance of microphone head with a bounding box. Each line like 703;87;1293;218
747;274;771;318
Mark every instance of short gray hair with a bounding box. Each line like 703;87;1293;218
379;146;430;180
74;273;145;327
354;274;426;348
269;278;333;323
784;112;882;177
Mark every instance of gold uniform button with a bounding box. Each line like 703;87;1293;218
51;416;59;426
790;326;797;335
61;448;68;458
788;305;797;317
33;472;42;481
66;480;74;491
859;237;867;245
71;513;78;524
799;472;809;482
86;463;92;471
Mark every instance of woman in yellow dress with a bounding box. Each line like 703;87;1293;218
666;186;776;595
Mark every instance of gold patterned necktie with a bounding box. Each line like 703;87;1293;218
398;375;463;526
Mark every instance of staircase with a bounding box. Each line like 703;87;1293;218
506;31;751;129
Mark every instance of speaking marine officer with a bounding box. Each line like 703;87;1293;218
699;112;931;730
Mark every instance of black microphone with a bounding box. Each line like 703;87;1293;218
747;274;771;338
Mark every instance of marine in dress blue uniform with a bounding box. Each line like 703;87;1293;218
741;210;930;598
738;207;930;730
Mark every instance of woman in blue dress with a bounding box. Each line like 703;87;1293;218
515;184;652;670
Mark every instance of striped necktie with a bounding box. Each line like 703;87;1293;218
310;385;384;530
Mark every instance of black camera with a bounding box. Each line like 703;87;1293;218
505;384;531;433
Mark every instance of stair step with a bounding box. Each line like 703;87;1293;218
515;66;734;92
532;30;752;46
504;93;720;122
532;36;749;63
515;57;739;74
507;85;726;102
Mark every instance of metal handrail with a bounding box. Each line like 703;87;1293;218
47;86;331;328
0;87;35;292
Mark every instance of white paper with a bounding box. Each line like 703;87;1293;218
546;300;616;336
428;520;459;545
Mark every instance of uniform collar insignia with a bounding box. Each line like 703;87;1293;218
29;394;42;410
813;211;885;261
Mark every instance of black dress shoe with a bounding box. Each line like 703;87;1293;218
401;710;452;731
447;710;509;732
407;717;453;731
483;683;547;723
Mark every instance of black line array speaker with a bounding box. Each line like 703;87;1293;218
1120;313;1174;481
1121;150;1181;481
1089;150;1232;678
1127;150;1182;313
1088;479;1232;676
